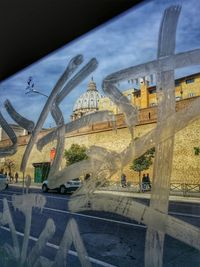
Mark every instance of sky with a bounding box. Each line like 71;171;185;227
1;0;200;128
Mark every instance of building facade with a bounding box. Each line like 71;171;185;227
98;72;200;112
0;124;27;141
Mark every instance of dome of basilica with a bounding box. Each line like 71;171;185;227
71;78;103;120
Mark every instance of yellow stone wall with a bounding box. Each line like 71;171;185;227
5;116;200;186
140;81;149;108
148;93;157;106
122;88;134;101
98;97;119;114
175;74;200;100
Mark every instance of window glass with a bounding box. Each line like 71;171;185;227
0;2;200;267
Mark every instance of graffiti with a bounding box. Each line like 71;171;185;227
0;111;18;157
0;193;91;267
69;4;200;267
0;194;47;265
0;4;200;267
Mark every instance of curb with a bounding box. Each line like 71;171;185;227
95;190;200;204
9;184;200;204
9;183;42;189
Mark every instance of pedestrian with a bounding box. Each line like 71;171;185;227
84;173;90;180
121;173;126;187
142;173;147;192
7;172;11;183
9;172;14;183
15;172;19;183
146;173;151;190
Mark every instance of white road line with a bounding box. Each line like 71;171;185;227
0;226;117;267
44;206;200;223
169;211;200;219
0;191;70;201
0;197;198;224
0;197;146;228
4;188;200;205
41;194;70;201
170;203;200;208
44;207;147;228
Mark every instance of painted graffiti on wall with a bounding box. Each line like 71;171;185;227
0;5;200;267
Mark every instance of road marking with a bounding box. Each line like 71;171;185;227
0;190;21;195
5;187;200;204
169;211;200;219
0;226;117;267
3;190;200;210
43;195;71;201
0;191;70;201
45;207;147;228
0;196;199;223
0;197;146;228
169;202;200;208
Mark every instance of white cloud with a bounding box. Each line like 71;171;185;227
1;0;200;127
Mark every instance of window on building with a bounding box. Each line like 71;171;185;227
149;88;156;94
185;78;195;84
175;80;180;86
127;94;131;100
135;93;141;98
188;92;195;97
176;96;181;101
148;112;151;119
149;102;156;107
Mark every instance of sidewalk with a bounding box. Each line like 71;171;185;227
96;189;200;204
98;185;200;203
8;182;200;204
9;181;42;189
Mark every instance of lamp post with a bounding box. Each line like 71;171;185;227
23;77;49;193
25;76;48;98
180;85;183;99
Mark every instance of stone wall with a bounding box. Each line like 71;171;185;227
0;97;200;185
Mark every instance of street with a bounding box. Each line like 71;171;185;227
0;185;200;267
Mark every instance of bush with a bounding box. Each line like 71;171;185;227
64;144;88;166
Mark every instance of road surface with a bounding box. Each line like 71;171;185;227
0;186;199;267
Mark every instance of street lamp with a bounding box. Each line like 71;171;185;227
23;77;49;193
25;76;48;98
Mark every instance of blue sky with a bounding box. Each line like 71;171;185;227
1;0;200;128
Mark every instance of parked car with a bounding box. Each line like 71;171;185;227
0;174;9;190
42;178;81;194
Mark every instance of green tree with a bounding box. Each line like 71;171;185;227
130;147;155;192
194;147;200;155
3;158;16;175
64;144;88;166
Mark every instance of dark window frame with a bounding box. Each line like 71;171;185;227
185;78;195;84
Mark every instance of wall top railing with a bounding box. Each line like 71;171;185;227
101;181;200;197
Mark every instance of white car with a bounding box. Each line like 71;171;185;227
42;178;81;194
0;174;9;190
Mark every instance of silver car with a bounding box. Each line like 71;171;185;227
42;178;81;194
